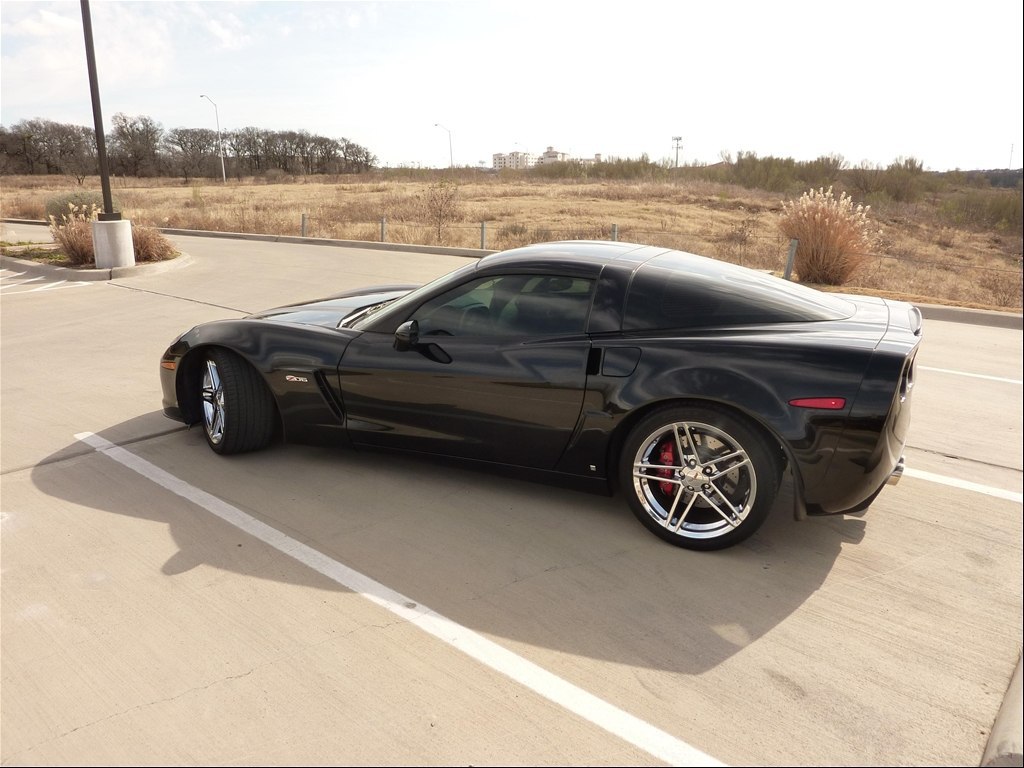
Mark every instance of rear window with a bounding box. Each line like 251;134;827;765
622;252;854;330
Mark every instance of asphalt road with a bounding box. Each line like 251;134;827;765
2;225;1022;766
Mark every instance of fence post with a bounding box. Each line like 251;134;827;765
611;223;618;242
480;221;486;250
380;217;387;243
783;238;798;280
300;213;308;237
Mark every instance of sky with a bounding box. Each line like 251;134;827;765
1;0;1022;172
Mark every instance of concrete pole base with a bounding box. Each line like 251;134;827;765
92;219;135;269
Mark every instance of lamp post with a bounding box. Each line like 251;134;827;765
434;123;453;169
672;136;683;168
200;94;227;182
81;0;134;269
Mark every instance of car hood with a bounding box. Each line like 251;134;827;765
247;285;417;328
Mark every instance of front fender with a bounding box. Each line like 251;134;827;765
165;319;358;444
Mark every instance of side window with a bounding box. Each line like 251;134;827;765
496;276;594;335
411;275;594;337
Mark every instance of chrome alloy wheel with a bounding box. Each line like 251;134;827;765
201;358;226;445
631;420;757;540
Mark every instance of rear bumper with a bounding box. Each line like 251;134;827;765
807;455;905;517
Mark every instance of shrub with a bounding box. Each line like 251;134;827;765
45;191;116;222
882;156;924;203
47;202;98;265
939;190;1023;232
132;225;177;262
425;180;463;244
778;187;879;285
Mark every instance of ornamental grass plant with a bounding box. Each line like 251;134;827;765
131;224;177;262
44;200;177;265
46;201;98;266
779;187;880;285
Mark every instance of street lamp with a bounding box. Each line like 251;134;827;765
200;94;227;183
434;123;453;169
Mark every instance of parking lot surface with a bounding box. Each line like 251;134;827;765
2;226;1022;766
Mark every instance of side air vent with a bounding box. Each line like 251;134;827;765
314;370;345;421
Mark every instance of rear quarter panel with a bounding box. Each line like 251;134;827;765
559;328;876;493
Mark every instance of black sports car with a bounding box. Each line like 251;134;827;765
161;241;921;550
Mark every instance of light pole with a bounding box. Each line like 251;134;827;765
201;94;227;182
672;136;683;168
434;123;453;169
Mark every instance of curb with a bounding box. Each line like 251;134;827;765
917;303;1023;331
4;218;1022;329
0;251;194;281
982;652;1023;767
157;227;496;259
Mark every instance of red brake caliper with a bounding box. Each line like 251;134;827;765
657;439;677;495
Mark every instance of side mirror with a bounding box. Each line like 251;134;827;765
393;319;419;351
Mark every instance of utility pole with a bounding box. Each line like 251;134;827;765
672;136;683;168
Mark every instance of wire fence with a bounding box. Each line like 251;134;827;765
296;214;1022;309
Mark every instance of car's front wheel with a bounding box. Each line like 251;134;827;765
620;405;781;550
200;349;275;455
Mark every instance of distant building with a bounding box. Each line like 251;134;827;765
492;151;536;170
538;146;567;165
493;146;603;169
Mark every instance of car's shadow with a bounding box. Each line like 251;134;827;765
33;415;865;676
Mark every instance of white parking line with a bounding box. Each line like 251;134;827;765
74;431;724;768
919;366;1023;385
26;280;92;293
0;277;93;294
0;275;44;291
902;467;1023;504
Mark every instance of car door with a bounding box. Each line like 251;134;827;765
338;273;595;469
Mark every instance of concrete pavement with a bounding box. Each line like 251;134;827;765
4;218;1019;768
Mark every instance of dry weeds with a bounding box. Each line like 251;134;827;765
2;174;1020;309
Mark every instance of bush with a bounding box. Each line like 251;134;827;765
45;191;116;222
47;202;98;265
939;190;1023;232
779;187;879;285
47;202;177;266
425;180;463;244
132;225;177;262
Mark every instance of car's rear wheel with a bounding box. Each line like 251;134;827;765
620;405;780;550
200;349;275;455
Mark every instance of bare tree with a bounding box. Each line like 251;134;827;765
165;127;218;182
426;180;462;244
109;112;164;176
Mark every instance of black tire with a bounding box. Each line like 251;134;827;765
619;405;781;551
199;348;275;455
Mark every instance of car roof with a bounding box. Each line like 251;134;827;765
475;240;668;275
475;240;855;325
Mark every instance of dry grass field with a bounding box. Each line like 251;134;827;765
2;172;1021;310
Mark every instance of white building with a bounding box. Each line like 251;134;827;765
538;146;567;165
492;146;603;169
492;150;537;170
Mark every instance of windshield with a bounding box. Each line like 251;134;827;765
339;299;395;328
